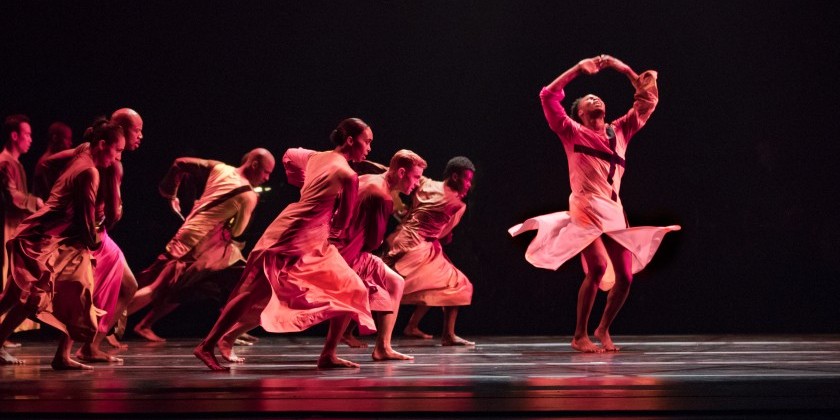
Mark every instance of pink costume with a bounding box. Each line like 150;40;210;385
39;150;128;334
508;71;680;290
0;149;42;332
386;177;472;307
252;150;374;334
6;144;101;341
137;158;257;302
284;148;403;313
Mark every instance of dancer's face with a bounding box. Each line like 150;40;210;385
124;116;144;151
451;169;474;198
577;94;605;120
13;122;33;154
349;127;373;162
397;165;424;195
94;134;126;168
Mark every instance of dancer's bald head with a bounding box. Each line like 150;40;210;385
241;148;275;187
111;108;143;151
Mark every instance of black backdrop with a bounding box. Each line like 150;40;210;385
2;1;838;336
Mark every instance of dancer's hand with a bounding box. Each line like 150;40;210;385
169;197;185;221
577;57;601;75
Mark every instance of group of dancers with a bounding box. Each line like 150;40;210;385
1;55;679;371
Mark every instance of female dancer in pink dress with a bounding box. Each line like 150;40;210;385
509;55;679;353
0;120;125;369
195;118;375;371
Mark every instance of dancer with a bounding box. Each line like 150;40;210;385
0;115;45;347
285;147;426;360
128;148;275;342
385;156;476;346
32;121;74;200
38;110;144;361
0;120;125;368
508;55;680;353
195;118;375;371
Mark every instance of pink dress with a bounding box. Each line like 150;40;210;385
386;177;473;307
508;71;680;290
284;149;402;312
7;144;101;341
253;150;375;334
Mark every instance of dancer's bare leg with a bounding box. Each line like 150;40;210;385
594;237;633;352
105;263;138;349
0;287;30;365
341;322;368;348
403;304;432;339
0;287;22;349
372;311;413;360
133;301;180;342
441;306;474;346
219;320;260;363
573;238;608;353
76;334;123;363
317;314;359;369
194;276;270;371
51;334;92;370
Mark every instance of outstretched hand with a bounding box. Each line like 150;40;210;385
577;57;601;75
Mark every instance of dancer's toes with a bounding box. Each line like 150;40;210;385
441;335;475;346
403;327;433;339
218;338;245;363
372;347;414;361
133;326;166;342
594;328;620;352
1;348;24;365
194;345;230;371
51;357;94;370
317;355;360;369
105;334;128;349
341;334;368;348
571;337;604;353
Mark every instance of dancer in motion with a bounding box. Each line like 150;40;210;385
285;148;426;360
0;115;45;346
508;55;680;353
195;118;375;371
129;148;274;342
385;156;476;346
0;120;125;368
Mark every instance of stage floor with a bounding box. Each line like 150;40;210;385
2;334;840;418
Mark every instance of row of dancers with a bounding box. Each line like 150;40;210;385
1;55;679;370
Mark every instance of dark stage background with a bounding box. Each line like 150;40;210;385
2;1;838;336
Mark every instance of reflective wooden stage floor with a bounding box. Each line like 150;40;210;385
3;335;840;418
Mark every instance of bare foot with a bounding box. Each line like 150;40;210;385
193;345;230;372
2;340;21;349
594;327;620;352
219;338;245;363
372;347;414;361
51;357;94;370
1;348;24;365
105;335;128;350
233;338;253;346
441;335;475;346
76;346;124;364
133;325;166;342
571;336;605;353
317;354;360;369
403;327;433;339
239;333;259;343
341;334;368;348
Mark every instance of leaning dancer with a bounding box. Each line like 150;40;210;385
508;55;680;353
195;118;376;371
0;120;125;368
285;148;426;361
385;157;476;346
128;148;274;342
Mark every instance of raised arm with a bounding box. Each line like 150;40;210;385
546;56;605;93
